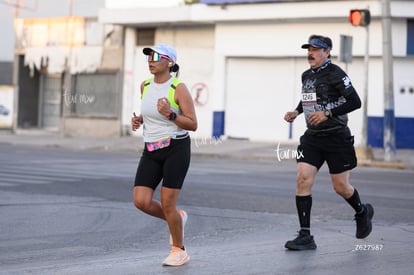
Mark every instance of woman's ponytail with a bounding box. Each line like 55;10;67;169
170;63;180;77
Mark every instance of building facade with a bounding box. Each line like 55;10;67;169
8;0;125;137
99;0;414;148
14;16;124;136
8;0;414;148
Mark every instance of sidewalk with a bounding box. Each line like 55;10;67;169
0;130;413;169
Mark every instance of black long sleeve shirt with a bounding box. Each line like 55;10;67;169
295;60;361;134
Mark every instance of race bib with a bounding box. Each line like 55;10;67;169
302;92;317;106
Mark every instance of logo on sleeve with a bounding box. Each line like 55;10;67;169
342;76;352;89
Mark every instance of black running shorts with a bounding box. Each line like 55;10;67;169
296;127;357;174
134;136;191;190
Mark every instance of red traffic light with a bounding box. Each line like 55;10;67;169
349;9;371;27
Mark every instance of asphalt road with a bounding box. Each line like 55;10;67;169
1;144;413;274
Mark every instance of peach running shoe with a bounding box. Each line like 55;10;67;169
162;246;190;266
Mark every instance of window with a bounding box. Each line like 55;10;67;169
136;29;155;46
68;73;118;118
407;20;414;55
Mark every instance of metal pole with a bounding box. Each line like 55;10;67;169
68;0;73;17
360;23;370;158
12;0;19;133
382;0;396;161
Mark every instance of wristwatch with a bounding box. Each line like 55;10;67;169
168;112;177;121
324;110;331;118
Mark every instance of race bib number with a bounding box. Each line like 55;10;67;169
302;92;317;105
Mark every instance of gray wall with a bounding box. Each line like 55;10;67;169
0;7;15;62
0;62;13;85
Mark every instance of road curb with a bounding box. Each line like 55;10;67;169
358;160;407;169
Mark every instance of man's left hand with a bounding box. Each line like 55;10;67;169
309;111;328;126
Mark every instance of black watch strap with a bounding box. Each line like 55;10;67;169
168;112;177;121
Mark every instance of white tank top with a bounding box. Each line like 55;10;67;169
141;77;187;142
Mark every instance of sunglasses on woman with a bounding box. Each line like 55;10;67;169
147;51;171;62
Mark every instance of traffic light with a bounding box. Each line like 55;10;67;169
349;9;371;27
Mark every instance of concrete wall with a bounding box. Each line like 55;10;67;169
63;118;121;138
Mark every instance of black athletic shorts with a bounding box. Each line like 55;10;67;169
296;127;357;174
134;136;191;190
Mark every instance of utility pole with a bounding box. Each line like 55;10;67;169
382;0;396;161
348;9;372;159
12;0;20;133
361;15;370;159
69;0;73;16
62;0;74;119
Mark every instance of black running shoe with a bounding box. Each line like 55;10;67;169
355;203;374;239
285;230;317;250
